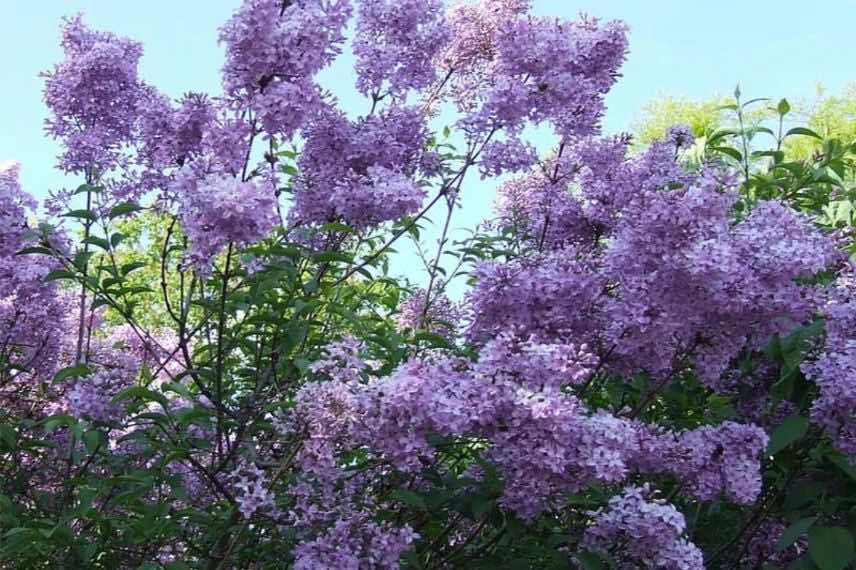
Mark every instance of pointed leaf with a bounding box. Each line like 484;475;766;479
777;517;816;552
808;527;854;570
786;127;823;140
108;202;144;220
768;415;809;455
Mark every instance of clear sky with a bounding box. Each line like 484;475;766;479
2;0;855;289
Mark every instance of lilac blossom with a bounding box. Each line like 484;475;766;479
442;3;628;139
219;0;350;137
394;287;463;338
177;171;279;270
669;421;769;504
583;485;704;570
293;513;418;570
353;0;449;96
478;136;539;178
291;106;431;228
232;462;275;518
42;16;145;173
803;268;856;455
66;354;138;423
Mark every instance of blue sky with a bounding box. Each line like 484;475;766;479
2;0;855;289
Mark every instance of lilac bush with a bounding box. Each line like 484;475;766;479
1;1;855;568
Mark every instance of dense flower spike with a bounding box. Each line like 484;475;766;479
492;167;590;249
671;421;769;504
219;0;351;137
66;353;138;423
291;106;432;227
394;287;463;338
42;16;145;173
232;462;275;518
478;136;538;178
605;177;839;386
583;485;704;569
353;0;449;96
136;89;215;191
466;248;604;343
0;163;68;410
442;2;627;138
178;171;279;269
293;514;418;570
803;268;856;454
0;162;35;257
739;519;808;568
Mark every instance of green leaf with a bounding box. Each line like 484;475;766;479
16;246;54;256
777;518;816;552
110;232;126;248
710;146;743;161
414;330;452;350
112;386;169;410
108;202;144;219
73;250;95;270
829;454;856;481
767;415;809;455
786;127;823;140
44;269;76;282
53;364;92;383
121;261;147;276
576;550;608;570
312;251;354;264
43;414;81;439
706;128;741;145
83;429;105;454
742;97;771;108
390;489;427;511
808;526;854;570
0;424;16;450
62;209;98;222
73;183;103;196
83;236;111;251
753;150;786;163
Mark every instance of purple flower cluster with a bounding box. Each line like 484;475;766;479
492;167;590;250
476;332;598;390
583;485;704;570
0;164;68;403
472;132;840;393
466;248;604;343
739;518;807;568
394;287;463;338
0;162;36;257
66;355;138;423
293;513;418;570
353;0;449;96
299;331;769;521
177;171;279;269
478;136;539;178
136;90;214;191
605;178;838;387
231;462;275;518
219;0;351;137
671;421;769;504
290;106;432;227
803;268;856;455
443;2;628;139
42;16;145;173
